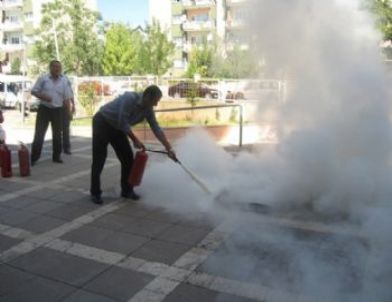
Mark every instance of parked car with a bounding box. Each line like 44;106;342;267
168;81;218;99
78;81;111;96
225;80;281;101
226;91;245;100
17;89;39;112
0;82;19;109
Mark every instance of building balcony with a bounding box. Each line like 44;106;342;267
182;20;214;31
225;42;248;51
1;42;24;52
0;21;23;32
183;42;211;53
1;63;11;74
0;0;23;10
172;15;187;25
182;0;215;9
226;19;245;29
226;0;247;6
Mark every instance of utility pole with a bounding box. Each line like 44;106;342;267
51;17;60;60
21;38;27;124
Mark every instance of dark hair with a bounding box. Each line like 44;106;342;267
143;85;162;100
49;60;61;68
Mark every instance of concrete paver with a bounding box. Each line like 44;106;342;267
0;235;21;252
131;239;193;265
62;290;118;302
0;274;75;302
83;266;154;301
0;265;35;296
20;215;67;233
8;247;109;286
62;225;150;254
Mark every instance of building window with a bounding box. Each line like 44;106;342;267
10;36;20;44
24;12;33;21
5;15;20;23
191;14;209;22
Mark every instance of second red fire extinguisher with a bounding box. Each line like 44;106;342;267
18;143;30;177
128;151;148;186
0;143;12;178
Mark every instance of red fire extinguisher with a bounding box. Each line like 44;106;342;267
0;144;12;178
128;151;149;186
18;143;30;177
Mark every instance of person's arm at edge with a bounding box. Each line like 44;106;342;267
31;76;52;102
127;129;145;150
146;110;178;161
65;76;75;115
31;90;52;102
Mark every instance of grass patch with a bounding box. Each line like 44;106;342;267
71;117;92;127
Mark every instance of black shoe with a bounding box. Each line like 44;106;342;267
121;191;140;200
64;150;72;155
31;160;37;166
91;195;103;205
53;158;63;163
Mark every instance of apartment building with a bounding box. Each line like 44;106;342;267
149;0;249;76
225;0;249;50
0;0;96;74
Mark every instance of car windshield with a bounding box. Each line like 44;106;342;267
0;82;19;94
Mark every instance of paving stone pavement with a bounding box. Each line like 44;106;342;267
0;136;389;302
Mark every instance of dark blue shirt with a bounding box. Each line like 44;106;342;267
99;92;163;137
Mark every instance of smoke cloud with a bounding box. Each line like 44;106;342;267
141;0;392;301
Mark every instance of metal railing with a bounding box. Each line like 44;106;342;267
144;104;244;147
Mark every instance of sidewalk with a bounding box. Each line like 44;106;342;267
0;129;386;301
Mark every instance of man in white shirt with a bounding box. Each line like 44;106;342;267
30;60;73;165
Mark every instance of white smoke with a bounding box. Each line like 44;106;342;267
140;0;392;301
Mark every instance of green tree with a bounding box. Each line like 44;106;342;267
10;58;21;75
0;50;7;73
367;0;392;41
186;42;214;77
140;20;175;75
78;83;98;116
102;23;142;75
212;46;259;78
31;0;103;76
186;39;260;79
365;0;392;58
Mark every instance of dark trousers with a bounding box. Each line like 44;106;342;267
62;107;71;152
90;112;134;197
31;105;63;162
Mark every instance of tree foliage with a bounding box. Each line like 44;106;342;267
212;46;260;79
367;0;392;41
10;58;21;75
186;41;214;77
186;42;260;79
31;0;103;76
140;21;175;75
102;23;142;75
78;83;98;116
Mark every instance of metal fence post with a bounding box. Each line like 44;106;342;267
239;104;243;148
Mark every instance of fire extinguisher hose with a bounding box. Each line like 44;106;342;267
145;149;211;194
176;161;211;194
